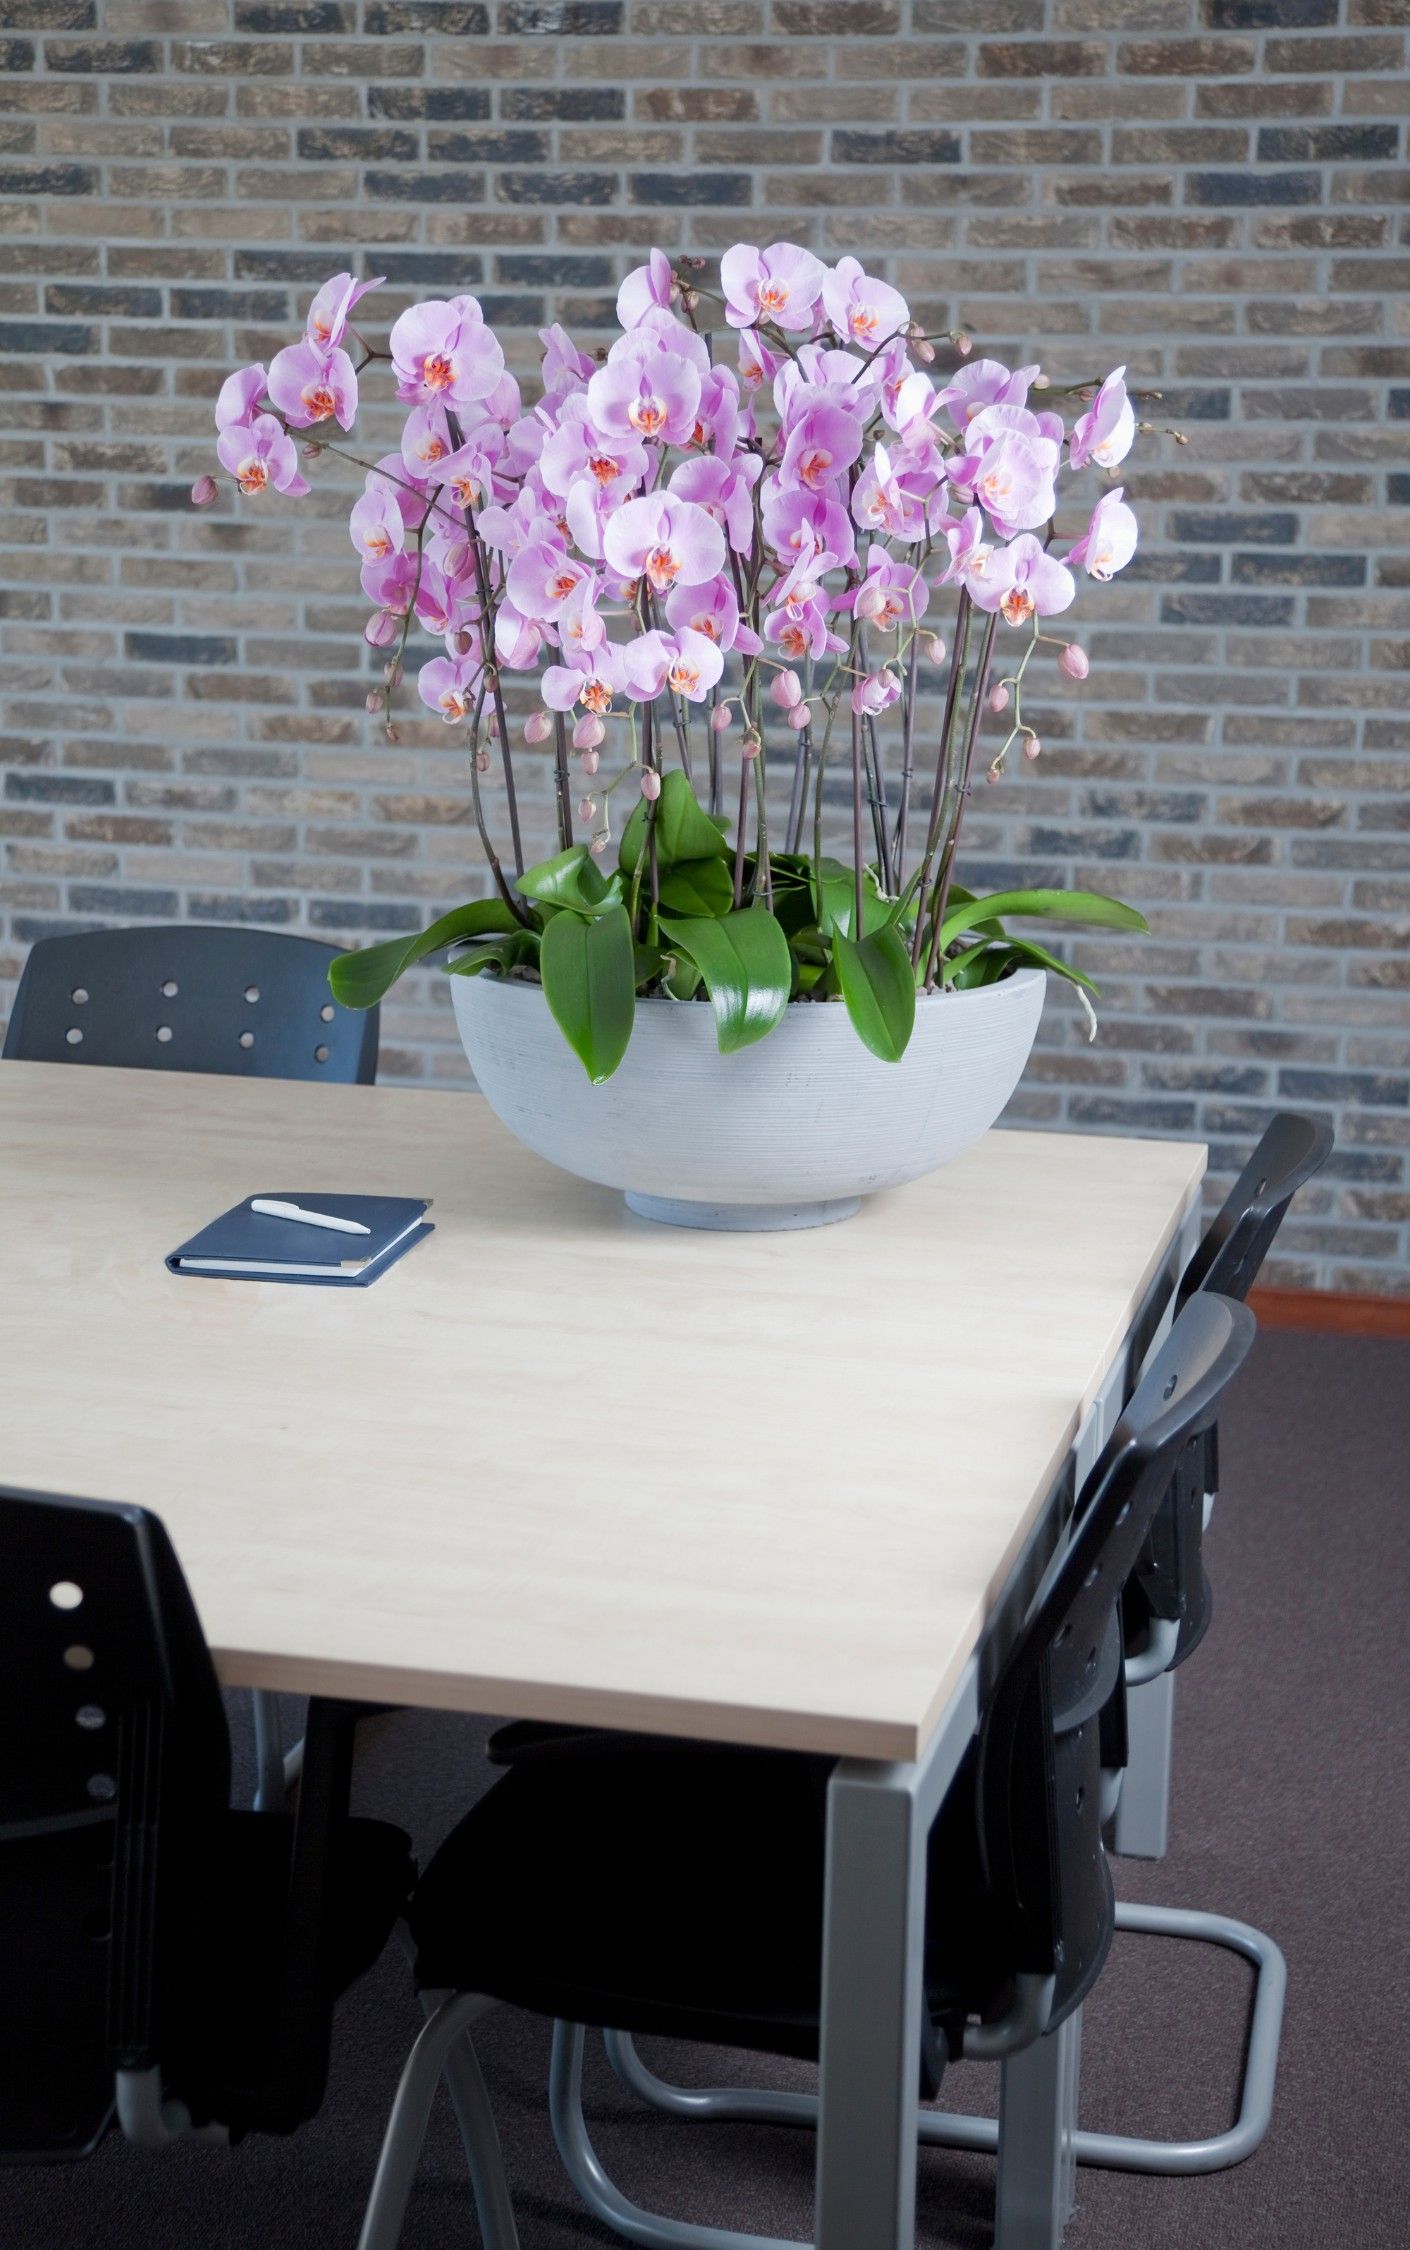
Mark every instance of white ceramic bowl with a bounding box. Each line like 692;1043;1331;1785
451;965;1045;1229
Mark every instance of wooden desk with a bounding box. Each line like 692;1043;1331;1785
0;1061;1202;1763
0;1059;1204;2250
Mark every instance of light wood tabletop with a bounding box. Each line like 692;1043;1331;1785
0;1061;1204;1761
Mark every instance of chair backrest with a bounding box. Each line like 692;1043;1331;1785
3;925;378;1084
0;1487;230;2163
963;1295;1255;2022
1135;1112;1332;1657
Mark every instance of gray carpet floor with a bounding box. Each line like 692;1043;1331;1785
5;1330;1408;2248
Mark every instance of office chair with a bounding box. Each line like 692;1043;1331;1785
2;922;381;1812
353;1294;1256;2250
0;1485;411;2169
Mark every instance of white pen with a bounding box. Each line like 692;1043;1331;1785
250;1198;371;1237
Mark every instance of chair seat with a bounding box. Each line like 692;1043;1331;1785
0;1809;412;2159
411;1734;1021;2075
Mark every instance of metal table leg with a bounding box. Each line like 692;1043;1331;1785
1113;1669;1175;1859
995;2009;1081;2250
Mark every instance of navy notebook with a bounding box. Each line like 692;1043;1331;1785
166;1194;433;1286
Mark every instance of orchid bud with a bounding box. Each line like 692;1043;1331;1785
923;633;946;664
452;628;475;657
523;709;553;744
985;765;1000;785
578;748;599;776
577;796;596;824
442;540;472;576
741;732;762;761
190;474;218;507
787;703;810;732
364;690;383;715
640;767;662;801
385;725;399;745
1024;735;1042;760
854;580;887;623
710;700;734;733
1032;372;1050;391
301;444;321;460
916;339;936;365
955;333;973;357
988;684;1010;714
476;749;491;773
1058;643;1089;681
769;668;803;710
384;660;403;689
589;831;610;857
364;610;399;649
572;713;605;751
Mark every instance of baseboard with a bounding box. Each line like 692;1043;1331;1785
1249;1286;1410;1339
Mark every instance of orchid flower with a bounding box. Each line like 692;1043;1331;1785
623;626;725;704
720;240;825;332
602;493;726;596
1069;367;1135;472
587;333;700;448
306;271;383;352
417;649;482;723
668;452;762;555
214;364;267;431
851;669;902;718
389;295;505;410
665;575;761;656
938;357;1041;430
215;413;309;498
822;256;909;351
967;533;1076;625
1067;487;1139;580
541;641;628;714
617;248;674;329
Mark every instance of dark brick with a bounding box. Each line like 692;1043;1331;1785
0;164;97;195
978;41;1105;76
502;88;624;120
308;899;422;932
834;128;961;164
67;884;180;917
629;171;747;205
0;37;35;67
1203;0;1336;22
1169;510;1300;544
0;318;92;352
5;773;115;805
1258;124;1401;163
169;288;291;321
44;40;162;72
0;0;92;23
428;130;550;163
1265;34;1404;70
187;894;300;925
1186;170;1321;206
124;633;236;667
45;283;161;318
366;169;488;202
494;253;613;286
776;0;897;25
364;3;488;26
233;4;352;27
1161;592;1295;625
297;127;420;161
1150;386;1232;419
368;87;492;120
1279;1069;1408;1108
1232;553;1368;587
499;2;623;30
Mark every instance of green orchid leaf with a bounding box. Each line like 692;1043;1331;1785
327;896;521;1011
658;906;792;1054
944;933;1100;997
516;844;614;914
939;886;1148;952
657;855;736;918
444;930;539;979
833;923;917;1063
811;856;893;941
620;772;729;876
539;901;636;1083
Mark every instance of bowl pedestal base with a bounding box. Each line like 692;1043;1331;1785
624;1191;862;1232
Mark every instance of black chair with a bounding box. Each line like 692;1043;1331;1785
2;923;377;1086
0;1485;412;2169
351;1294;1256;2250
1124;1111;1333;1680
2;922;381;1812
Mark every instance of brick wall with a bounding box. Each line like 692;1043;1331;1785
1;0;1406;1290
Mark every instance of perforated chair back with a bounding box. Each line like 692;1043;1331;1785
0;1487;230;2163
2;925;377;1084
1132;1112;1332;1665
969;1295;1255;2025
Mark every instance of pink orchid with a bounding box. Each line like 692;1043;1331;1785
851;669;902;718
494;602;549;671
692;362;742;456
777;386;865;495
762;482;856;570
367;452;431;530
950;425;1057;537
214;363;267;431
1067;486;1138;580
538;396;648;502
937;505;995;594
306;271;382;352
939;357;1041;431
349;483;405;563
587;334;700;448
477;487;563;558
360;550;419;615
665;576;761;656
822;256;909;351
602;493;726;596
630;304;712;372
772;541;844;618
764;598;843;664
1069;366;1135;472
215;413;309;498
617;248;673;329
506;538;591;624
539;322;595;399
737;328;784;392
433;431;503;512
668;452;761;555
267;338;358;431
852;441;927;542
401;403;457;475
844;547;929;632
558;572;607;657
481;369;522;428
389;295;504;411
967;533;1075;625
720;241;825;333
541;641;628;714
413;561;479;638
623;626;724;704
418;650;482;723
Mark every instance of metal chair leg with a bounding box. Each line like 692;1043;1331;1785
358;1993;504;2250
603;1901;1285;2195
550;2021;806;2250
251;1689;286;1812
